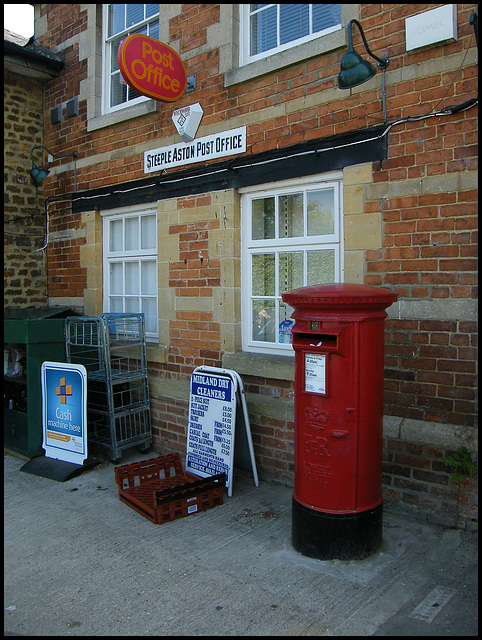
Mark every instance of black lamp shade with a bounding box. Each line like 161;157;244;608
338;50;377;89
30;166;50;188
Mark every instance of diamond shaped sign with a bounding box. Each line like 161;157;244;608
172;102;204;142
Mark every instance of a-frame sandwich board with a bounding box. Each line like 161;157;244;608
185;366;259;497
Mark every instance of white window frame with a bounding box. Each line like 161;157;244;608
240;173;344;355
102;204;158;340
239;4;342;67
102;4;160;115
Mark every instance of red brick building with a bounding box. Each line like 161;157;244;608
21;4;478;528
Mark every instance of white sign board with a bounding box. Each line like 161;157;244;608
144;126;246;173
186;366;258;497
304;353;327;395
405;5;457;51
41;361;87;465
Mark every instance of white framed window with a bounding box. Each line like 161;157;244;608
241;174;343;355
102;206;158;339
240;4;342;66
102;4;160;114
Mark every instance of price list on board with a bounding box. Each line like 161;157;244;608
186;372;236;485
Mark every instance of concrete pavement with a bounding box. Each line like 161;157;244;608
4;449;478;636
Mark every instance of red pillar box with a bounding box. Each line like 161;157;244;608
281;284;398;560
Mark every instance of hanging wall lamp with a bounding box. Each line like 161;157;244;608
30;145;78;191
338;19;389;122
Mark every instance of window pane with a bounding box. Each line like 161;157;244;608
125;297;139;313
278;302;294;344
307;250;335;284
126;4;144;29
110;296;123;313
307;189;335;236
142;298;157;334
146;4;159;19
109;219;123;251
110;36;123;73
133;24;148;36
312;4;341;33
252;299;276;342
125;217;139;250
141;215;156;249
252;197;275;240
279;193;303;238
148;20;159;40
141;260;156;295
127;85;143;102
279;252;303;293
109;262;123;294
109;4;125;37
280;4;309;45
250;5;277;56
125;262;139;295
111;73;127;107
252;253;275;296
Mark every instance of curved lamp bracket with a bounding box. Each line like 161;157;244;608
338;20;390;122
348;19;389;71
30;145;78;190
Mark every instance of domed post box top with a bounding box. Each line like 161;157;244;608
282;283;398;321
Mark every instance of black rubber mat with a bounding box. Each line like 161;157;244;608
20;456;100;482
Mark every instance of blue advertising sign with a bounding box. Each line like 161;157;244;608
41;361;87;464
186;370;236;492
185;366;259;497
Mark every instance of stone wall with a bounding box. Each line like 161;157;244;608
4;70;48;308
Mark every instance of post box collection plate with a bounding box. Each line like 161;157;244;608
304;353;326;394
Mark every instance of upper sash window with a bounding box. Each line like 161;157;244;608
103;4;160;114
241;4;341;66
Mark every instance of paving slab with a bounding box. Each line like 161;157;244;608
4;450;478;636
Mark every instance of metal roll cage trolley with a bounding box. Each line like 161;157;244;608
65;313;151;462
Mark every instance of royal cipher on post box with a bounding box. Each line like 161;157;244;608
282;283;398;560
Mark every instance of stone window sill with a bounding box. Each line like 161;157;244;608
222;351;294;382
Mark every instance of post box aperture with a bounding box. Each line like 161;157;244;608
282;283;398;560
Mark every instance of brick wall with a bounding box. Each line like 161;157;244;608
360;6;478;429
168;194;223;370
35;4;477;528
243;374;296;484
385;319;477;426
36;5;478;186
4;70;48;308
36;3;477;313
383;423;478;530
44;200;87;306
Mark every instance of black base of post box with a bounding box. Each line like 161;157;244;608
291;497;383;561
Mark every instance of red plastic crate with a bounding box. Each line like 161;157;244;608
114;454;225;524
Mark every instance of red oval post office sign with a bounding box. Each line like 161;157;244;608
118;34;187;102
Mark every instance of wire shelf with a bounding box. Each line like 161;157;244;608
65;313;151;461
